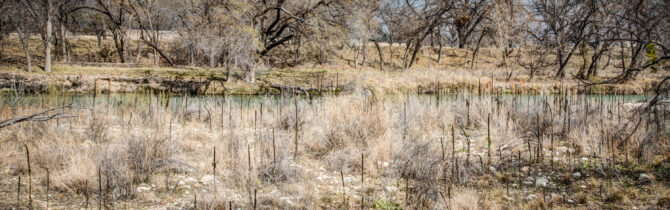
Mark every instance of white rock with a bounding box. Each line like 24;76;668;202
572;172;581;178
184;177;197;183
200;175;217;184
638;173;652;184
567;199;574;204
178;181;186;186
580;185;587;189
525;194;538;200
535;177;549;187
581;157;588;162
521;166;530;172
137;186;151;193
558;146;568;152
382;162;389;167
489;166;500;176
523;181;534;186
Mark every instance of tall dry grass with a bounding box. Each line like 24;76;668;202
0;89;667;209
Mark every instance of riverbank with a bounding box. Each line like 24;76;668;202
0;64;665;96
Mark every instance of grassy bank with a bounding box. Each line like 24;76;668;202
0;37;667;96
0;63;664;96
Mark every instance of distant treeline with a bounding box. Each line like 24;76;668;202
0;0;668;83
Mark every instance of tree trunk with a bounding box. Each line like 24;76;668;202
189;46;195;67
113;33;125;63
294;37;301;66
209;47;217;68
96;35;102;48
389;34;394;64
402;40;411;69
354;42;360;69
135;41;143;63
19;31;32;72
503;47;511;81
555;41;581;78
408;40;422;68
153;48;158;66
437;36;443;63
44;0;53;73
576;44;588;79
244;63;255;83
373;40;383;71
470;30;487;71
225;59;232;82
587;43;608;78
125;35;131;64
60;19;67;63
361;40;368;67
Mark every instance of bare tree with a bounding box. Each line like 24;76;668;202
128;0;176;66
402;0;454;68
84;0;132;63
531;0;595;78
3;1;33;72
452;0;489;49
54;0;82;63
489;0;522;81
17;0;62;72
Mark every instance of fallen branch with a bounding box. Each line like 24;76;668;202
0;105;75;129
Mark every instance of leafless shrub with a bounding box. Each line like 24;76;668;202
277;104;304;131
85;116;109;143
324;148;360;173
322;106;386;154
52;152;96;195
392;139;444;207
97;146;134;200
126;134;179;184
259;155;303;184
636;117;670;159
31;138;70;171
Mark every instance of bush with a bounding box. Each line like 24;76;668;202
258;155;303;184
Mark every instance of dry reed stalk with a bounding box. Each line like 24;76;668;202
24;144;32;208
458;125;471;169
16;176;21;209
340;170;346;205
212;146;217;185
47;168;50;209
98;167;102;210
487;113;491;165
294;97;299;158
441;136;445;161
361;153;365;209
451;125;457;181
85;180;89;208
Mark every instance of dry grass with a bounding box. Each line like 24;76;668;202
0;86;668;209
